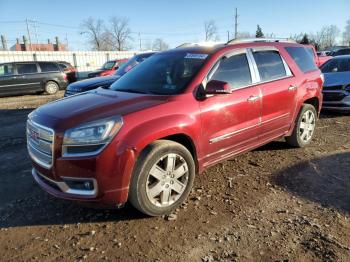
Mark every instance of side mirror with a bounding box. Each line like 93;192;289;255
205;80;232;95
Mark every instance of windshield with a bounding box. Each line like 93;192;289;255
321;58;350;73
102;61;115;70
110;52;208;95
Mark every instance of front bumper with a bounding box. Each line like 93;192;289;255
322;90;350;111
32;168;99;199
27;120;136;207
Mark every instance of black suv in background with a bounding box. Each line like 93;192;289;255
0;61;68;97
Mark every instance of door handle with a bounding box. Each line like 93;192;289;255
288;85;297;91
247;95;260;102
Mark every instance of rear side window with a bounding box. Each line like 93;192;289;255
39;62;59;72
16;63;38;74
285;47;318;73
253;50;287;81
210;53;252;89
321;58;350;73
335;49;350;56
0;64;14;76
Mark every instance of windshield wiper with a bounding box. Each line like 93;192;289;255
117;89;149;94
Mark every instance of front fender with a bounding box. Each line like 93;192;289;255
120;114;200;156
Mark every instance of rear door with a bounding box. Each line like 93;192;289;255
248;47;297;142
199;49;262;167
0;63;16;96
14;63;42;93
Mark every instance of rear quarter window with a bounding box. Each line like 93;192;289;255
285;47;318;73
253;50;287;82
39;62;60;72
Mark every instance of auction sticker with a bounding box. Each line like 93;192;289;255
185;53;208;59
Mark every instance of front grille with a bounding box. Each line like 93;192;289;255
323;92;347;102
323;85;343;91
27;120;54;169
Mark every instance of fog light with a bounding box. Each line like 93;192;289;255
84;181;93;190
63;178;94;191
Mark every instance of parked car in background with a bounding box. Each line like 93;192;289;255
320;55;350;110
305;45;332;67
64;52;155;96
27;39;323;216
87;58;129;78
0;61;68;97
330;48;350;57
57;61;77;83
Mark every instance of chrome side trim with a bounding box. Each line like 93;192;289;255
209;113;290;144
34;169;98;197
0;82;41;87
209;123;260;144
260;113;290;125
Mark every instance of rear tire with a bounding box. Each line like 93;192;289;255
129;140;195;216
44;81;59;95
286;104;317;148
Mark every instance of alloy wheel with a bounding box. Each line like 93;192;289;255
146;153;189;207
299;109;316;143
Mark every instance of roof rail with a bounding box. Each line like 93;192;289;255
227;38;297;45
176;41;225;48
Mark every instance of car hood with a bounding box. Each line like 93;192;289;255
31;88;169;131
324;72;350;87
67;75;119;91
89;69;104;74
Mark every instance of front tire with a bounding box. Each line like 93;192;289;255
129;140;195;216
286;104;317;148
44;81;59;95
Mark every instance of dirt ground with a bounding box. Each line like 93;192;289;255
0;93;349;262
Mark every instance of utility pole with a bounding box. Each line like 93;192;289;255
138;32;142;51
227;31;230;41
65;33;69;50
234;7;239;39
33;20;39;45
25;18;33;51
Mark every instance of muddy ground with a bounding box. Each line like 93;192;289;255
0;93;349;262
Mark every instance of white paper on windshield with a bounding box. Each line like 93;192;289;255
184;53;208;59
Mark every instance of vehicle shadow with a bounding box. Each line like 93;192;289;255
320;110;350;119
254;140;293;152
273;152;350;214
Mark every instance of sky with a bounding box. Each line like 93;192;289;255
0;0;349;50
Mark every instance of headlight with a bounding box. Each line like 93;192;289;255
62;116;123;156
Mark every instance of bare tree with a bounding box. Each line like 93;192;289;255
236;31;253;39
310;25;340;50
108;17;132;51
204;20;219;41
343;19;350;46
152;38;169;51
81;17;105;51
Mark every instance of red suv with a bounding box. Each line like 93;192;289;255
27;40;323;216
87;59;128;78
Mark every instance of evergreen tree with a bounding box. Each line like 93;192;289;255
300;34;310;44
256;25;264;38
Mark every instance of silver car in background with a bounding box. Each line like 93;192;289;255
321;55;350;111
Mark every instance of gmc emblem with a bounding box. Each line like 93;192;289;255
29;129;39;141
